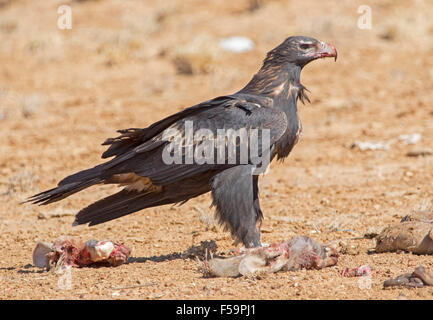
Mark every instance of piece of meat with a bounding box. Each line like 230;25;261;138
198;236;338;277
32;237;131;270
375;211;433;254
342;265;372;277
383;265;433;288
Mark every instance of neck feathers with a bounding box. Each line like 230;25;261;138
239;61;309;103
240;63;300;95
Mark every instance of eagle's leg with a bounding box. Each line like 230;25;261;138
210;166;263;248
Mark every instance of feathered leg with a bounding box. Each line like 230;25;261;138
211;165;263;248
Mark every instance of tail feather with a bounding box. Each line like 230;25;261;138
73;189;169;226
57;150;137;186
58;165;104;186
27;178;101;205
28;148;140;205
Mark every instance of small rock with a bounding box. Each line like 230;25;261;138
396;293;408;300
351;141;391;151
339;241;360;255
406;150;432;157
399;133;421;145
219;36;254;53
320;198;330;206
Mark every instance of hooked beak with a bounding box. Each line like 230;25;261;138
316;42;338;61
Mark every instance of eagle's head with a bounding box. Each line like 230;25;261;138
265;36;337;68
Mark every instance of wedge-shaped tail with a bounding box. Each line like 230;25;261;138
27;178;102;205
73;189;170;226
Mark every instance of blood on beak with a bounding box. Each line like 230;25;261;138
318;42;338;61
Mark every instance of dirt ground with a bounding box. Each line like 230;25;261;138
1;0;433;300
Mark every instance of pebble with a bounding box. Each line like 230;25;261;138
219;36;254;53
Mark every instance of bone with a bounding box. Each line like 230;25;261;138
85;240;115;262
32;241;54;268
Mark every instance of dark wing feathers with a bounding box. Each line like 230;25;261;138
101;95;234;159
101;128;146;159
27;95;287;214
100;95;287;186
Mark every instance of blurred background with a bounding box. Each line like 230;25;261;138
1;0;433;299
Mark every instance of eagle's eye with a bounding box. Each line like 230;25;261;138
299;43;312;50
